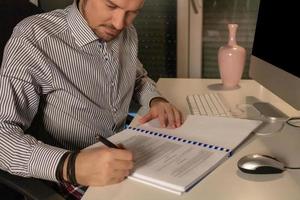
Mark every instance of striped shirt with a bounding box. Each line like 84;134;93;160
0;2;161;182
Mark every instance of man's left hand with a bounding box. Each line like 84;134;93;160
139;98;182;128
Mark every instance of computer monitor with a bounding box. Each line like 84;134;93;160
249;1;300;111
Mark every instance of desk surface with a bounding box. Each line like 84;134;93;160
83;78;300;200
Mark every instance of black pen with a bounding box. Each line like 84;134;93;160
95;135;120;149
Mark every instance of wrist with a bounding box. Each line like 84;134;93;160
62;154;70;182
55;152;70;183
57;151;80;184
149;97;168;107
66;151;80;185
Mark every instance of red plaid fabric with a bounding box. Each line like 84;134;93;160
59;182;88;200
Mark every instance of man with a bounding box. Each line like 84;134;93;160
0;0;182;199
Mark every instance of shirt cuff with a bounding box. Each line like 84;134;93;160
28;143;69;182
140;91;161;108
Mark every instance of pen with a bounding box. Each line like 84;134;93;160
95;135;120;149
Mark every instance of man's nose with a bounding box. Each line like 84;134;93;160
112;11;126;30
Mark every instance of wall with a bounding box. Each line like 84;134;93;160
134;0;177;81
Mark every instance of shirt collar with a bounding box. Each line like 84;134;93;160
67;1;98;47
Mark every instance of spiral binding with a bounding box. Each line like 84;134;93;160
127;126;231;153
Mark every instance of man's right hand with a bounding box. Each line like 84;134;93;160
63;147;134;186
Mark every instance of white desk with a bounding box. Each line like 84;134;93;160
83;78;300;200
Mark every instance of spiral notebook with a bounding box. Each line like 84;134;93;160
88;115;262;195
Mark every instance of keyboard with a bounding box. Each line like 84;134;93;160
186;93;232;117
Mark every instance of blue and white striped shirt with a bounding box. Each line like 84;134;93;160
0;2;161;182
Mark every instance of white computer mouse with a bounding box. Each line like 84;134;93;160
237;154;285;174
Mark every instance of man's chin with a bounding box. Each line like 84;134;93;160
103;36;116;42
96;32;118;42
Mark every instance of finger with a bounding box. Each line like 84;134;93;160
114;175;127;183
139;113;153;123
165;105;175;128
173;108;182;128
110;148;133;160
112;169;131;179
117;143;125;149
158;108;167;128
111;159;134;170
106;175;127;185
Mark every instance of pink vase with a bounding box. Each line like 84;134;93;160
218;24;246;89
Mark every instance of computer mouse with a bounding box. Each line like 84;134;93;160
237;154;285;174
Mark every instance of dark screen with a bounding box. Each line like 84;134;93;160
252;1;300;78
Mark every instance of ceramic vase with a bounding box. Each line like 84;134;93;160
218;24;246;89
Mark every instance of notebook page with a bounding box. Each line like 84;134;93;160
109;129;227;194
140;115;262;150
